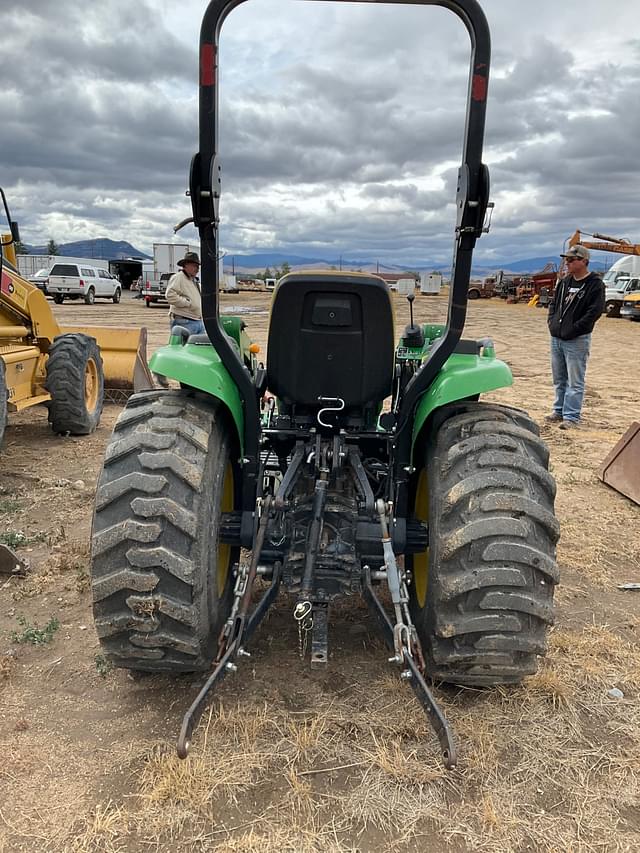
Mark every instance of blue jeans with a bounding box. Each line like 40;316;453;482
550;334;591;422
169;317;205;337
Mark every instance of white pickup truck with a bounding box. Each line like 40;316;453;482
47;262;121;305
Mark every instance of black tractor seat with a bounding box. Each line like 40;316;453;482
266;272;395;419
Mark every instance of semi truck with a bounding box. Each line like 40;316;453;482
602;256;640;317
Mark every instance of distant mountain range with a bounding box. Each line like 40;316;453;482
23;238;151;260
20;240;612;275
225;251;565;275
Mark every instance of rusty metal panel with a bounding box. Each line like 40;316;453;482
599;422;640;506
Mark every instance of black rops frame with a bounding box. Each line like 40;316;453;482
190;0;491;548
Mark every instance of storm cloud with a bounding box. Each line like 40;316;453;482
1;0;638;267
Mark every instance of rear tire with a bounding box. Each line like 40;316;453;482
605;300;620;318
0;358;7;448
45;334;104;434
91;391;238;672
53;294;64;304
409;403;559;685
85;288;95;305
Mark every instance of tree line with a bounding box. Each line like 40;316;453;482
14;239;59;255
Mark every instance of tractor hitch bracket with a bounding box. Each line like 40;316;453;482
363;568;456;769
363;506;458;770
177;499;280;759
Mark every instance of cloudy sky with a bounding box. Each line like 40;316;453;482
1;0;639;267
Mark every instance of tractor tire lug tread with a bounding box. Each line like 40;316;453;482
409;402;558;685
91;391;237;672
45;334;104;435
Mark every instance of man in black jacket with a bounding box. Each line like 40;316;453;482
546;245;605;429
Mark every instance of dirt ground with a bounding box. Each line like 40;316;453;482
1;288;639;853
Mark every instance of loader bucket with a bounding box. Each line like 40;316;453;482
60;325;154;399
0;543;27;576
599;421;640;506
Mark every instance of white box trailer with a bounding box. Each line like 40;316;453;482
396;277;416;296
17;253;105;278
153;242;194;276
420;272;443;295
222;273;239;293
17;254;53;277
153;244;229;288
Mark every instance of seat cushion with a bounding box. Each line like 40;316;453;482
267;272;395;409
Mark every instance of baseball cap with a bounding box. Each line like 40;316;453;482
560;245;590;261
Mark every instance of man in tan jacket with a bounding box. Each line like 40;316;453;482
153;251;205;387
165;251;205;336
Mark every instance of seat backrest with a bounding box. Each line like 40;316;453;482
267;272;395;413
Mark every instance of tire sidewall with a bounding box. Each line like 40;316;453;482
195;413;237;658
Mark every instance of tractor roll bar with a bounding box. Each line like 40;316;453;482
192;0;491;532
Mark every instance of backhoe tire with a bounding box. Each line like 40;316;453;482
409;403;559;685
91;390;238;672
45;334;104;435
0;358;7;448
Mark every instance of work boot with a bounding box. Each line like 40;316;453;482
559;420;580;430
544;413;562;423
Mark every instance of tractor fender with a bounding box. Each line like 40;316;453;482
410;352;513;457
149;342;244;451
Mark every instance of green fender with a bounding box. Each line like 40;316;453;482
149;339;244;452
411;350;513;457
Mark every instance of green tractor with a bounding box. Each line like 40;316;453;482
90;0;558;768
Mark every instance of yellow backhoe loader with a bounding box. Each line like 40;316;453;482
0;187;153;450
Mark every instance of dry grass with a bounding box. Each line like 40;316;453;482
103;620;639;853
558;519;640;589
66;802;129;853
0;653;16;680
213;824;355;852
5;636;640;853
10;538;91;599
2;294;640;852
2;595;639;852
